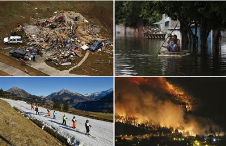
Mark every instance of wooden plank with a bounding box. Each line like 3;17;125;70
75;52;84;57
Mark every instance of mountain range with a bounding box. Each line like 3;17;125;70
84;88;113;99
75;92;113;113
45;89;89;106
6;87;113;113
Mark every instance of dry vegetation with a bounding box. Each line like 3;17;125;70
0;70;10;76
0;99;62;146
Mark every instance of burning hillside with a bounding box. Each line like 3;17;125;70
115;77;223;136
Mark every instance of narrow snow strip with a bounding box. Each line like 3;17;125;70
2;99;113;146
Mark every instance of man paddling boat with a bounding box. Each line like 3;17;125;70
162;34;180;52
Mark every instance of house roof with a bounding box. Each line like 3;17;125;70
153;17;170;25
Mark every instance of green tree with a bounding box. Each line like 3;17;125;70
0;89;6;97
63;102;69;111
155;1;226;51
116;1;161;27
53;98;61;110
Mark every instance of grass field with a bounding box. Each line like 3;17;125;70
69;108;113;122
0;99;63;146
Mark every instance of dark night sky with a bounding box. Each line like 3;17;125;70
167;77;226;129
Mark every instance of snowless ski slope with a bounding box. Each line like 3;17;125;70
3;99;113;146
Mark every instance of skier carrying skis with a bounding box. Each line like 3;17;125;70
85;120;92;135
62;114;67;125
35;106;39;115
53;111;56;119
47;109;50;116
72;116;77;129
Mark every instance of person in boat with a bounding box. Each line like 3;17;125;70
167;34;180;52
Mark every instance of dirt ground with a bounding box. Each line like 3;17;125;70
0;52;48;76
0;1;113;76
0;70;10;76
70;46;113;76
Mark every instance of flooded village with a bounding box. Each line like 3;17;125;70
115;1;226;76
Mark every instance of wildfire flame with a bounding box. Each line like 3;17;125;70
115;77;222;136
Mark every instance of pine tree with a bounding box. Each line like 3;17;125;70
0;89;6;97
53;98;61;110
63;102;69;111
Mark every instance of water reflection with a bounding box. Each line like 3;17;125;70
115;36;226;76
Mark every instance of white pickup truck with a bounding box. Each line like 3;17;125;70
3;36;23;44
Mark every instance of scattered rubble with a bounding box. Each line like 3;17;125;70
6;10;112;67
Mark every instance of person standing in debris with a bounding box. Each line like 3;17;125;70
53;111;56;119
85;120;92;135
62;114;67;125
72;116;77;129
47;109;51;116
35;106;39;115
33;55;36;62
30;54;33;61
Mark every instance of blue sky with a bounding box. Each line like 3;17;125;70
0;77;113;96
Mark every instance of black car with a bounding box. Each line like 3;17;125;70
9;49;27;59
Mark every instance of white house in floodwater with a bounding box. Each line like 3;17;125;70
154;14;181;41
154;14;215;49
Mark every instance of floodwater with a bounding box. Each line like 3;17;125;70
115;35;226;76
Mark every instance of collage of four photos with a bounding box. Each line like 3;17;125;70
0;1;226;146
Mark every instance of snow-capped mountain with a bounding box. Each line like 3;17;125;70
39;95;46;98
84;88;113;99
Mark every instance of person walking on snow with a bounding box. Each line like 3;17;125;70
35;106;39;115
31;103;34;110
53;111;56;119
47;109;50;116
62;114;67;125
72;116;77;129
85;120;92;135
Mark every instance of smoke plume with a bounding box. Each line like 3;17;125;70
115;77;222;136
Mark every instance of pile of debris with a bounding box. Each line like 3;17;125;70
14;10;112;65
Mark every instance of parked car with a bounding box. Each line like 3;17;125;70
90;41;103;51
3;36;23;44
9;49;28;59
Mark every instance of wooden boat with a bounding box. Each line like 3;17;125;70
158;50;190;57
